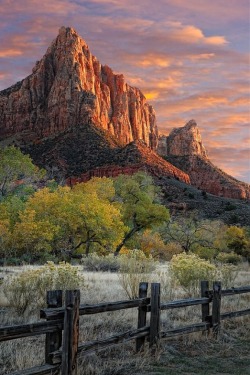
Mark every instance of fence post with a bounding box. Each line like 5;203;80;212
149;283;161;348
200;280;210;333
212;281;221;338
45;290;63;364
61;290;80;375
136;282;148;352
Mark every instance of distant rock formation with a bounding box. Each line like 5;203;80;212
158;120;207;158
158;120;250;199
0;26;157;149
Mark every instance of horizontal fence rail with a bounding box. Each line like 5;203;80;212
40;297;151;320
1;282;249;375
221;286;250;296
160;322;210;338
160;297;211;311
0;319;63;342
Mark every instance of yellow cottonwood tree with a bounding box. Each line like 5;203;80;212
14;180;126;260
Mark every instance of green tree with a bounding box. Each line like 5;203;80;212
0;195;28;260
0;146;45;197
225;226;249;258
113;172;170;255
161;215;224;253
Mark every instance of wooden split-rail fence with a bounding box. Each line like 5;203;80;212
1;281;250;375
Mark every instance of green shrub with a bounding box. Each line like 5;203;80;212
82;253;120;272
218;264;238;289
216;251;242;265
170;253;217;296
118;250;156;299
3;262;83;316
194;246;218;261
224;202;236;211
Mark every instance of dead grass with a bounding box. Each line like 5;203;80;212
0;262;249;374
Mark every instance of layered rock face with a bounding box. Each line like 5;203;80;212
158;120;250;199
0;26;157;149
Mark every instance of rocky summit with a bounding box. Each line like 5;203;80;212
0;26;249;203
158;120;250;200
0;26;157;149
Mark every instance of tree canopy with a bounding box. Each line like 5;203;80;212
0;146;45;197
113;172;170;254
12;182;126;260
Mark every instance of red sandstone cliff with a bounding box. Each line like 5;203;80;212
158;120;250;199
0;26;157;149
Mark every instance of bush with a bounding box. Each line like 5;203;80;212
224;202;236;211
218;263;238;289
118;250;156;299
160;242;183;261
216;251;242;265
194;246;218;261
170;253;217;296
81;253;120;272
3;262;83;316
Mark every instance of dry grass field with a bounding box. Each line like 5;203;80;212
0;263;249;375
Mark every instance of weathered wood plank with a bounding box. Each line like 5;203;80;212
201;281;210;324
9;364;59;375
212;281;221;337
41;297;150;320
61;290;80;375
0;320;63;342
45;290;63;365
221;308;250;320
50;326;150;363
159;297;210;312
136;282;148;352
221;286;250;296
160;322;210;338
149;283;160;347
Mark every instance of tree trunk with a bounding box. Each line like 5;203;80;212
114;226;141;256
85;241;91;256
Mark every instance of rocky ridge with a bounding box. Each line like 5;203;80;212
158;120;250;199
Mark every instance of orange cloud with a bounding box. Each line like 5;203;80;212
164;24;228;46
188;53;215;61
0;49;23;58
137;55;171;68
144;91;159;100
205;36;228;45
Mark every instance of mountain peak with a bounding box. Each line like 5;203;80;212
158;120;207;158
184;119;198;129
59;26;77;35
0;27;158;149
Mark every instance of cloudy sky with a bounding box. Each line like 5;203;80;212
0;0;249;183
